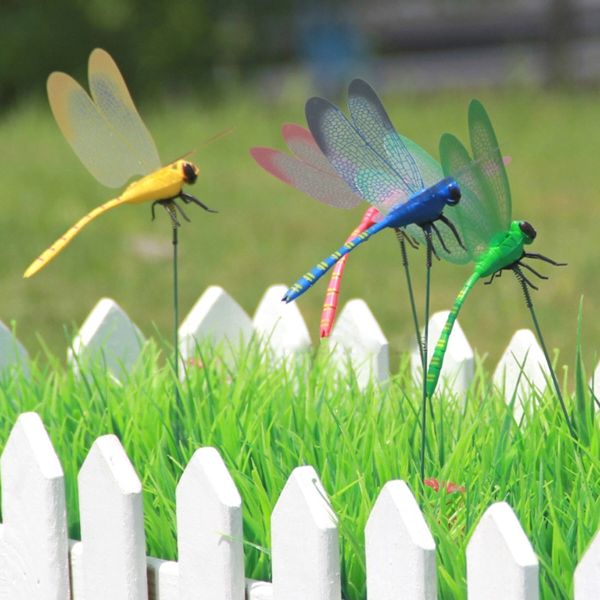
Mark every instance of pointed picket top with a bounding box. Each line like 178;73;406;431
176;447;244;600
411;310;474;397
271;466;340;600
328;299;389;389
0;320;29;378
179;286;253;367
146;557;178;600
78;434;148;600
493;329;548;421
365;481;436;600
467;502;539;600
68;297;145;381
0;412;69;600
253;285;311;361
588;361;600;413
574;530;600;600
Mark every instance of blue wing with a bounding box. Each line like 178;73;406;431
305;96;418;215
347;79;424;194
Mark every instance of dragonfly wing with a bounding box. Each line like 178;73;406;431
305;96;411;214
250;147;361;209
47;50;160;188
355;169;413;214
88;49;161;175
281;123;341;175
468;100;511;231
399;134;444;188
440;132;498;260
347;79;424;194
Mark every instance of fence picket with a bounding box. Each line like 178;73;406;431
0;320;29;378
146;557;178;600
0;412;69;600
78;434;148;600
365;480;436;599
467;502;539;600
493;329;548;420
574;530;600;600
253;285;311;360
271;466;340;600
179;286;253;368
411;310;474;397
68;298;145;381
328;299;389;389
177;447;244;600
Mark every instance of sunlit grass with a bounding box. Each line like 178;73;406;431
1;340;597;599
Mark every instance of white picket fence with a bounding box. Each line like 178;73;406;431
0;411;597;600
2;284;599;415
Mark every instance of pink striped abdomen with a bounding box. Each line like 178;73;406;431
320;207;380;337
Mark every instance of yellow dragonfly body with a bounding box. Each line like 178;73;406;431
24;48;211;279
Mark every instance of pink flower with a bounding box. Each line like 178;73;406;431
424;478;465;494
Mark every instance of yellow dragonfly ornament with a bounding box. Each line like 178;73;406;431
24;48;214;278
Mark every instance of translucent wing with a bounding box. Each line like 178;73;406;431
399;134;443;188
250;124;362;209
47;48;161;188
281;123;341;174
468;100;511;232
440;132;499;261
305;96;414;215
347;79;424;194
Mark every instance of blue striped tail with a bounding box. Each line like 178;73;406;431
283;218;389;303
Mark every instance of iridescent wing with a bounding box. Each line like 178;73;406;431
306;96;416;215
47;48;161;188
440;132;499;261
468;100;512;232
250;124;362;209
347;79;424;193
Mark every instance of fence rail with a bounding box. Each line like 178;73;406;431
0;411;597;599
1;284;599;416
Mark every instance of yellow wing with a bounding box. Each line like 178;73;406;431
47;48;161;188
24;197;125;278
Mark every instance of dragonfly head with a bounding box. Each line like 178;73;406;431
519;221;537;244
181;161;199;184
444;179;461;206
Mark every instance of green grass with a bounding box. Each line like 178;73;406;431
3;83;600;371
0;340;597;599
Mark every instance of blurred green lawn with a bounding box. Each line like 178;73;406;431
2;82;599;373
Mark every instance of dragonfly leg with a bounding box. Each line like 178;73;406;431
430;222;450;254
483;271;499;285
179;191;218;213
395;228;420;250
438;214;466;250
151;200;160;221
518;261;549;280
523;252;567;267
151;199;185;227
170;199;192;223
512;265;539;291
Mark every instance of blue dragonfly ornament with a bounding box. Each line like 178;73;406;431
282;79;469;303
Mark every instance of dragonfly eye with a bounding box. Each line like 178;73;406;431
446;183;461;206
182;162;198;184
519;221;537;240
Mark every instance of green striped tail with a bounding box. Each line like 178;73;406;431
426;272;480;397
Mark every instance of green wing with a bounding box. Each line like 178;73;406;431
398;134;471;265
439;133;499;261
468;100;512;231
